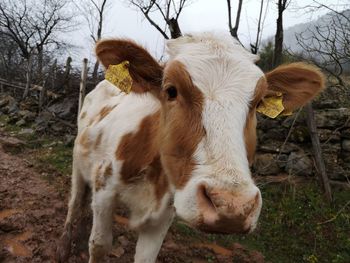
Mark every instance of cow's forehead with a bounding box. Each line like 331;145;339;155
166;32;264;105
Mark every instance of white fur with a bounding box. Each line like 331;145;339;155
169;32;263;227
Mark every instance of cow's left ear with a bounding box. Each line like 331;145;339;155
257;62;325;118
96;39;163;93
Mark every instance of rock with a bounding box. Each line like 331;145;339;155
257;116;281;131
15;119;26;126
341;129;350;139
282;111;307;128
276;154;289;169
322;143;341;154
313;99;341;109
0;98;8;108
110;247;125;258
285;151;313;176
318;129;341;142
64;135;75;146
18;110;36;122
315;108;350;128
253;153;281;175
8;102;19;114
18;128;35;136
117;235;129;247
342;140;350;151
48;97;77;120
0;95;17;110
289;126;310;143
322;153;349;181
51;123;64;133
257;140;300;154
258;127;287;141
34;111;53;132
0;136;25;153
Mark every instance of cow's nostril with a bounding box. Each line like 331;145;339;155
198;185;215;208
197;184;218;221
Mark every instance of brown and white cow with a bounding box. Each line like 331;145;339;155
56;32;324;263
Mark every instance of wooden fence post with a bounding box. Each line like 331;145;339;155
63;56;72;93
78;58;88;120
39;59;57;112
22;54;33;100
306;102;332;202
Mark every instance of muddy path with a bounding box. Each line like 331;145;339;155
0;132;265;263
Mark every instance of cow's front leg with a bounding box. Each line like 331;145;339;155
88;187;117;263
134;208;175;263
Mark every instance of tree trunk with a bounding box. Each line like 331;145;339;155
252;0;264;54
273;0;284;67
168;18;182;39
232;0;243;39
37;47;43;80
22;54;33;99
305;103;332;202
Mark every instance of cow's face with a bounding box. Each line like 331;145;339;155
96;32;324;234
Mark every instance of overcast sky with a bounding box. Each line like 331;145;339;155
65;0;346;66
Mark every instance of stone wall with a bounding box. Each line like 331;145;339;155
254;86;350;181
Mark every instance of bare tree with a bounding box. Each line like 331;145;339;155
129;0;189;39
76;0;110;83
251;0;271;54
226;0;243;41
273;0;290;67
295;3;349;86
0;0;75;98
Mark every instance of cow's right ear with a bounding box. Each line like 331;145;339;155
95;39;163;93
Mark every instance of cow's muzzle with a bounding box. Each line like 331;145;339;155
195;184;262;234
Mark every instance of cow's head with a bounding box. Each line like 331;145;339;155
96;32;324;234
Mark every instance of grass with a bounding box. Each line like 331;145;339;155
0;114;73;176
173;181;350;263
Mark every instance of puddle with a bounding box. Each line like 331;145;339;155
3;231;32;257
193;243;232;257
114;215;129;226
0;209;21;220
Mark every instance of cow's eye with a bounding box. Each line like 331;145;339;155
165;86;177;100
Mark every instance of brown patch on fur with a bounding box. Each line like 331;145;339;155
116;112;161;184
244;77;267;165
95;39;163;94
104;163;113;178
94;164;104;191
160;61;205;189
98;105;116;122
80;111;87;119
95;163;113;191
94;132;103;149
147;156;168;201
79;128;90;149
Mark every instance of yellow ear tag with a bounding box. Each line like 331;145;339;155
257;92;291;118
105;61;133;94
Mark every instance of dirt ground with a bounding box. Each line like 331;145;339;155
0;132;265;263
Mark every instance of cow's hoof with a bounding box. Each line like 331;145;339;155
55;230;72;263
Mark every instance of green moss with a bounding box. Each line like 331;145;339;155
36;143;73;176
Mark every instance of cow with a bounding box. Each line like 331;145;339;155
56;32;324;263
